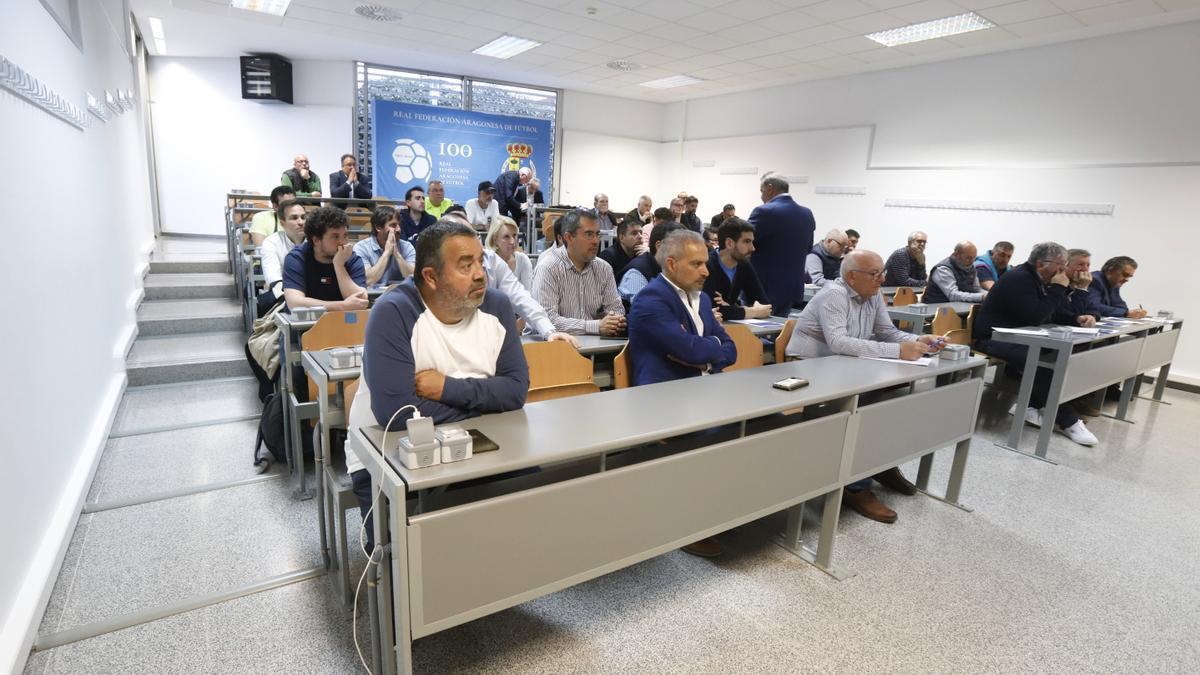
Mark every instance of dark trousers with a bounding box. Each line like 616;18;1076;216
351;469;375;554
976;339;1079;428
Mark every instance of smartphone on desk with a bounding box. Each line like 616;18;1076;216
773;377;809;391
467;429;499;453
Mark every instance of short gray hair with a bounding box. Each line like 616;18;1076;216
761;174;789;193
840;249;878;278
559;209;596;238
1067;248;1090;261
908;231;927;244
824;228;846;244
656;229;705;268
1027;242;1067;265
593;193;608;204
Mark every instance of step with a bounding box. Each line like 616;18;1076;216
136;298;243;336
148;259;230;274
112;377;261;436
126;332;251;386
143;272;236;300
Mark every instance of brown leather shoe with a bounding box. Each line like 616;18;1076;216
681;536;723;558
843;489;897;524
873;467;917;495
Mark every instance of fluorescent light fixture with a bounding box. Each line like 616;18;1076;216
639;75;703;89
154;38;167;54
884;197;1114;216
866;12;993;47
148;17;165;40
719;167;759;176
815;185;868;195
472;35;541;59
229;0;292;16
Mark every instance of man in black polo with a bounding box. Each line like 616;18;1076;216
282;207;369;312
398;186;437;245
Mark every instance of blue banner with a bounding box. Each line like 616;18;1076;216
371;100;552;206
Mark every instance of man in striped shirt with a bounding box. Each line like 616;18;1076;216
531;210;625;336
786;249;944;524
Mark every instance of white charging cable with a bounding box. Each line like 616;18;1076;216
353;403;419;675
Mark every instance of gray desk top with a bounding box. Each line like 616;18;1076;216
358;354;985;491
274;312;318;331
887;302;976;319
302;349;361;382
988;317;1182;348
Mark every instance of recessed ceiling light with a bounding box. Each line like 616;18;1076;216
229;0;292;17
473;35;542;59
606;60;645;72
639;75;703;89
354;5;403;23
148;17;165;40
865;11;994;47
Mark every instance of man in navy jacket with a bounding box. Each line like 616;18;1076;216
1087;256;1148;319
628;229;736;557
748;175;816;316
493;167;531;219
328;154;372;202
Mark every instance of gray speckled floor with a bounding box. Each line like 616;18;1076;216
111;378;261;435
24;379;1200;674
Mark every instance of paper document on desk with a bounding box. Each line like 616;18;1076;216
861;355;934;367
1070;327;1100;335
991;327;1049;336
729;319;780;327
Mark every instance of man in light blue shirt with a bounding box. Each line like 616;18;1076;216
353;206;415;285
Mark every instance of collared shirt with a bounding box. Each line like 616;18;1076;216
482;248;553;336
786;278;919;359
661;274;717;375
531;246;624;335
353;235;416;285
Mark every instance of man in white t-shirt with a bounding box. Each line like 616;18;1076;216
347;219;530;550
465;180;501;229
259;199;307;291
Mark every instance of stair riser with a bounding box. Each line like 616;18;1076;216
126;359;252;386
149;260;230;274
143;284;237;301
137;315;243;336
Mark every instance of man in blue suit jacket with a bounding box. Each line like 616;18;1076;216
628;230;737;387
329;154;372;202
627;229;737;558
748;175;816;316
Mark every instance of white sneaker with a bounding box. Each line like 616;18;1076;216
1006;403;1043;427
1058;420;1098;446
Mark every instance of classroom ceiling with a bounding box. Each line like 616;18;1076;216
133;0;1200;102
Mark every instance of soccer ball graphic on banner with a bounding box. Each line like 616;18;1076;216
392;139;432;184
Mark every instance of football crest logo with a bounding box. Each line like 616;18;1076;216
393;139;432;183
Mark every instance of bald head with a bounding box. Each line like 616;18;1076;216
953;241;978;265
841;249;885;297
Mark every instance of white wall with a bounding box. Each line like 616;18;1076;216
149;57;354;235
656;21;1200;384
0;0;155;671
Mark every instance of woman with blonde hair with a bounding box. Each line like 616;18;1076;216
485;215;533;290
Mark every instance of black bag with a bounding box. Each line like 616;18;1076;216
254;392;288;464
244;341;277;403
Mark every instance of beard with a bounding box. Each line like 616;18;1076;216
436;283;485;319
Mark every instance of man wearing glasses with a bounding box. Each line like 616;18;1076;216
531;210;625;336
786;249;945;524
884;231;929;288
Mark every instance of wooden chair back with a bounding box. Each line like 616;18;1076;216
613;345;631;389
526;382;601;402
343;378;360;420
966;304;978;335
943;328;971;346
722;324;765;371
522;341;594;391
773;319;796;364
892;287;917;306
931;306;962;335
301;311;369;401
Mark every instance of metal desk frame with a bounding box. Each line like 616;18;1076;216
274;312;318;498
886;302;975;334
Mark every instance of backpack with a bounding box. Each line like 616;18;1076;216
246;290;286;402
254;392;287;464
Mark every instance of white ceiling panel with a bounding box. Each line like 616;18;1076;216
803;0;876;22
889;0;975;23
1071;0;1164;25
835;11;910;34
979;0;1065;25
1004;11;1085;34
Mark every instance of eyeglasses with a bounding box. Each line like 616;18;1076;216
851;269;885;279
911;239;927;245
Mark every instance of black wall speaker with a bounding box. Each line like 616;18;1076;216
240;54;293;104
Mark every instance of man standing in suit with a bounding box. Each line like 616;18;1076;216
628;229;737;557
748;175;816;316
329;154;372;202
493;166;531;218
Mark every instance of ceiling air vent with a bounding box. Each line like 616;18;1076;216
354;5;403;22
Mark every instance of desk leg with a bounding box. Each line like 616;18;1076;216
1108;375;1139;422
315;391;330;567
776;490;851;580
915;454;934;491
916;437;974;512
1032;347;1071;460
387;492;414;675
1140;363;1174;404
1000;344;1041;452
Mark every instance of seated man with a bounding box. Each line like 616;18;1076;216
786;249;943;523
923;241;988;304
593;193;619;231
805;229;851;287
883;231;928;287
281;206;368;312
975;241;1014;291
628;229;737;558
844;228;860;253
626;194;653;225
353;206;415;286
1088;256;1148;319
641;206;676;251
281;154;321;197
619;222;684;304
703;227;719;251
679;195;703;233
972;242;1100;446
705;217;771;321
249;185;295;247
532;210;625;336
425;180;455;220
260;198;307;290
466;181;500;229
598;218;643;285
329;153;372;202
399;186;437;244
346;220;530;550
533;213;565;269
710;203;735;230
515;177;545;217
